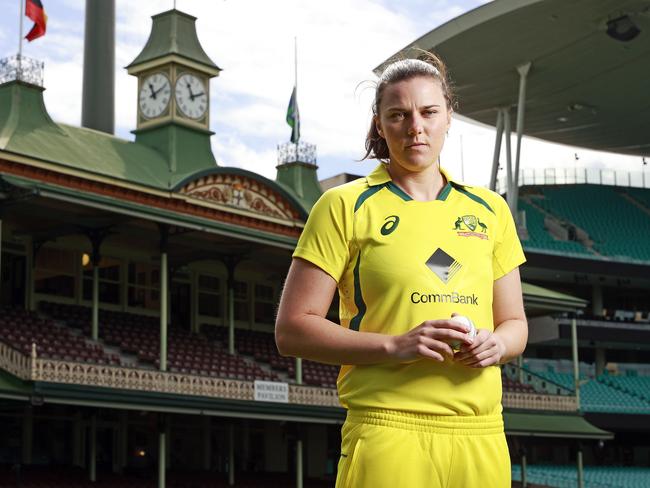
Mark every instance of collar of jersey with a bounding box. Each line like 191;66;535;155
366;162;468;200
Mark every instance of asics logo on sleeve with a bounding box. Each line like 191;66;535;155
380;215;400;236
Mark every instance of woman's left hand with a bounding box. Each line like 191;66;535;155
454;329;506;368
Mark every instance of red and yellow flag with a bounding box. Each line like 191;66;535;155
25;0;47;42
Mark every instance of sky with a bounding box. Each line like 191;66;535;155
0;0;646;187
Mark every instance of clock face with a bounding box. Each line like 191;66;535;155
139;72;171;119
175;73;208;119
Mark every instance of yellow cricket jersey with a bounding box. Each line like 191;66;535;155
293;162;526;415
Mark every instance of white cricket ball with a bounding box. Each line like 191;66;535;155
449;315;476;350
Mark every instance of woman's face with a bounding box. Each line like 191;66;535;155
375;76;451;174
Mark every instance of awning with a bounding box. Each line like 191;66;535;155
522;282;587;317
505;412;612;439
379;0;650;156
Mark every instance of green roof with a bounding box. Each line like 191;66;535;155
127;9;220;74
522;282;587;317
0;81;172;190
0;81;307;215
504;411;612;439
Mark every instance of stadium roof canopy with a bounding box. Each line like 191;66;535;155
378;0;650;157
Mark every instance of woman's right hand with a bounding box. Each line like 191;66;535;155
384;319;474;363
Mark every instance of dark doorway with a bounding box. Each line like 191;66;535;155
170;281;191;331
1;252;26;309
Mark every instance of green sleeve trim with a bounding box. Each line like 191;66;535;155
451;183;495;214
349;251;366;332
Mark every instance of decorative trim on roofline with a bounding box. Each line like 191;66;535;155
0;158;303;238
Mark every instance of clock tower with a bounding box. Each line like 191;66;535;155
126;9;221;185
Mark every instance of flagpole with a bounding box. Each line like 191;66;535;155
18;0;25;55
294;36;298;146
18;0;24;74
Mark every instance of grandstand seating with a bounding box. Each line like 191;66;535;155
39;302;278;382
8;302;536;393
534;185;650;262
202;324;339;388
528;369;650;414
0;307;121;365
519;200;592;257
512;464;650;488
626;187;650;212
599;374;650;403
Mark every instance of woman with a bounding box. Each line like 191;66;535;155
275;54;527;488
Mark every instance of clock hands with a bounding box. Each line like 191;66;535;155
148;83;157;100
185;81;205;101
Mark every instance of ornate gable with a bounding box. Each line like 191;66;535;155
180;172;302;221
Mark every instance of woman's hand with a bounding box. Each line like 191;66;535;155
385;319;474;363
454;329;507;368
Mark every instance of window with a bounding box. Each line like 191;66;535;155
82;257;121;304
198;274;221;318
254;284;276;324
233;280;249;321
34;247;76;298
127;262;160;310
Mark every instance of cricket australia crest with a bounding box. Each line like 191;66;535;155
453;215;489;240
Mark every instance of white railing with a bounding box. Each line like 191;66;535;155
0;55;44;87
496;167;650;192
0;342;570;411
277;141;317;165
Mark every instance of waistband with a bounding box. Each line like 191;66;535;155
346;408;504;435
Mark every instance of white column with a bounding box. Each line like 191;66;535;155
571;316;581;409
92;264;99;340
503;108;514;212
512;62;532;220
577;447;584;488
160;251;168;371
228;283;235;355
489;110;504;191
296;358;303;384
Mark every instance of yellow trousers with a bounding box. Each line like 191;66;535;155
335;409;510;488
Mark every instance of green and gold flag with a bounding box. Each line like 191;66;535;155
286;86;300;144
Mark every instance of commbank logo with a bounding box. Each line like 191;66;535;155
380;215;400;236
426;248;462;283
